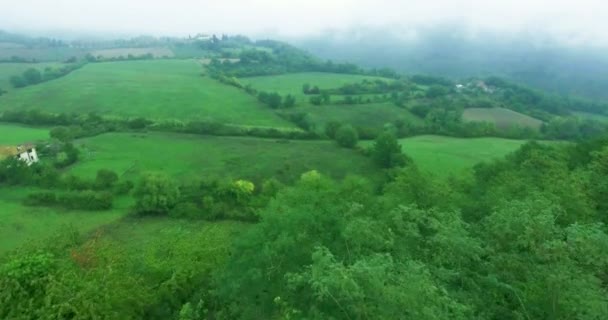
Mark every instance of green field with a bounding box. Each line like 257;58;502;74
97;218;248;272
364;135;530;176
0;186;128;254
462;107;543;130
0;62;60;91
0;123;49;144
573;111;608;122
72;132;379;182
242;72;391;104
0;60;295;128
298;102;423;130
0;46;85;62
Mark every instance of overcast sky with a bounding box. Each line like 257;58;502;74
2;0;606;45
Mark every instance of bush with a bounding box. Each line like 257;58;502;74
9;75;27;88
24;190;113;210
169;202;202;219
23;192;58;207
335;125;359;148
94;169;119;190
133;172;180;215
57;191;113;210
371;132;411;169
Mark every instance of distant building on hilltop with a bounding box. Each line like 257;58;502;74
0;144;39;166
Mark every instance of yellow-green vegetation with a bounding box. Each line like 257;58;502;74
0;60;295;128
0;123;49;145
463;107;543;130
71;132;379;182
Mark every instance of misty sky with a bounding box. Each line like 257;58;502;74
2;0;606;44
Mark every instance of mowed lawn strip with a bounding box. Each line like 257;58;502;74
0;60;295;128
72;132;380;182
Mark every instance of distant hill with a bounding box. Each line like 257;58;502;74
295;27;608;101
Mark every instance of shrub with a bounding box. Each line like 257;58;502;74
94;169;119;190
23;192;58;207
335;125;359;148
57;191;113;210
133;172;180;215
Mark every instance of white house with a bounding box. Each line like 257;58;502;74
15;145;39;166
0;144;39;166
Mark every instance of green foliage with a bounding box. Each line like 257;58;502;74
22;68;42;85
94;169;119;190
134;172;180;215
334;124;359;148
370;132;410;168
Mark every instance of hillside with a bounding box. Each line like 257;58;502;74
2;30;608;320
0;60;295;128
462;107;543;130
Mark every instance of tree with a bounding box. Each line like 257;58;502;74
22;68;42;85
283;94;296;108
133;172;180;215
334;124;359;148
94;169;119;190
324;121;342;139
302;83;311;94
9;75;26;88
371;132;410;168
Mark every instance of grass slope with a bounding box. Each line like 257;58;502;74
0;60;294;128
72;132;379;182
303;103;422;129
573;111;608;123
0;186;127;254
362;135;529;176
400;135;530;175
463;107;543;130
0;123;49;145
0;62;60;91
242;72;393;108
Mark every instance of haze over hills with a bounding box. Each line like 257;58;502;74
293;25;608;100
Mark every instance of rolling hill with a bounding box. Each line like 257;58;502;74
0;59;296;128
462;107;543;130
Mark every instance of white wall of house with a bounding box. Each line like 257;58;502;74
16;148;39;166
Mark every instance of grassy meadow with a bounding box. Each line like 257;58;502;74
242;72;392;105
90;47;175;58
0;186;128;254
0;123;49;145
573;111;608;122
71;132;380;182
364;135;530;176
0;62;60;90
462;107;543;130
0;46;85;62
299;102;422;130
0;60;295;128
